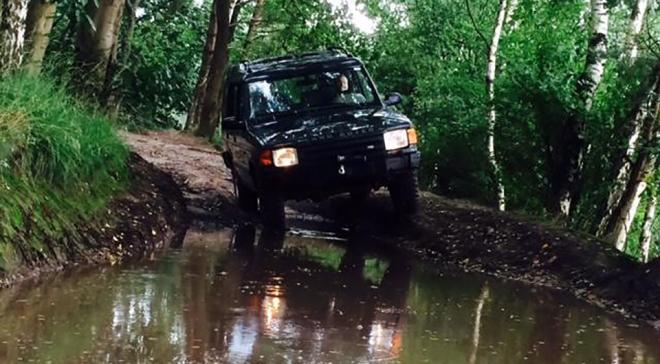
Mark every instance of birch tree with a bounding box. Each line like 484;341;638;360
24;0;57;75
486;0;510;211
75;0;126;96
640;192;657;262
504;0;518;27
552;0;609;218
597;64;660;236
602;65;660;250
624;0;649;62
595;2;654;234
0;0;29;75
103;0;141;112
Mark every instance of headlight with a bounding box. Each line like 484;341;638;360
272;147;299;167
384;129;410;151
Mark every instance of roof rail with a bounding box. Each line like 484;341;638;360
237;48;355;73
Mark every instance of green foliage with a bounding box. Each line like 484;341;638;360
0;75;129;271
359;0;658;258
116;0;210;128
35;0;659;261
236;0;370;61
45;0;210;129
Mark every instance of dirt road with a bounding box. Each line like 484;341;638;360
124;130;660;328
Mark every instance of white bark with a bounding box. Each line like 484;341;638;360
599;64;660;243
0;0;29;75
504;0;518;27
553;0;609;218
640;194;657;262
580;0;609;110
487;0;509;212
469;285;490;364
76;0;126;93
624;0;649;62
24;0;57;75
612;181;647;251
597;72;659;235
606;84;659;249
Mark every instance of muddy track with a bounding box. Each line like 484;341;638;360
124;130;660;328
0;153;187;288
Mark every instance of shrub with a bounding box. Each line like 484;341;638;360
0;75;129;271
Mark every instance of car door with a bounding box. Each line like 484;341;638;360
223;84;256;188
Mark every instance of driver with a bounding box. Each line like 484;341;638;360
333;74;366;104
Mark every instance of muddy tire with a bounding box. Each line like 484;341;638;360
260;190;286;231
234;174;258;213
389;172;420;215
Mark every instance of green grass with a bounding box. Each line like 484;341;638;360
0;75;129;272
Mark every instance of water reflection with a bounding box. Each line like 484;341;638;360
0;227;658;363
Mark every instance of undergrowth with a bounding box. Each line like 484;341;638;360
0;75;129;272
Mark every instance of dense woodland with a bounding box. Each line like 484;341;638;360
0;0;658;263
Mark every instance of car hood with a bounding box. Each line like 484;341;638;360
250;108;412;147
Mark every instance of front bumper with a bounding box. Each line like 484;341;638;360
257;147;420;200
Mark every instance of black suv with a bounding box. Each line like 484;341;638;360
221;49;421;229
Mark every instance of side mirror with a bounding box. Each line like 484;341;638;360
384;92;403;106
222;116;245;130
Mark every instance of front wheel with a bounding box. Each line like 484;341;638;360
260;189;286;231
388;172;420;215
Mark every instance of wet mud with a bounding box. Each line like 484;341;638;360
123;131;660;328
0;227;658;363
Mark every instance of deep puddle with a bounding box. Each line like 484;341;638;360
0;227;658;363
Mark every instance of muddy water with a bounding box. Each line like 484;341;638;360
0;228;658;364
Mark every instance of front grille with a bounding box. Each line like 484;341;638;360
298;134;386;166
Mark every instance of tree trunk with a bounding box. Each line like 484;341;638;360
243;0;265;54
624;0;649;62
99;0;125;108
228;0;244;42
188;0;240;137
103;0;140;114
186;3;218;132
486;0;509;212
550;0;609;218
504;0;518;27
0;0;29;75
75;0;126;97
640;193;657;263
195;0;232;138
612;181;647;251
24;0;57;75
603;74;660;249
578;0;609;110
597;64;660;236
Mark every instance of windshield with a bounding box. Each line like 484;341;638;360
247;68;378;121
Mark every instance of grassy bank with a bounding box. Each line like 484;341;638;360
0;76;129;272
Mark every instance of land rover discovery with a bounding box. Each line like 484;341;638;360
221;49;421;229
